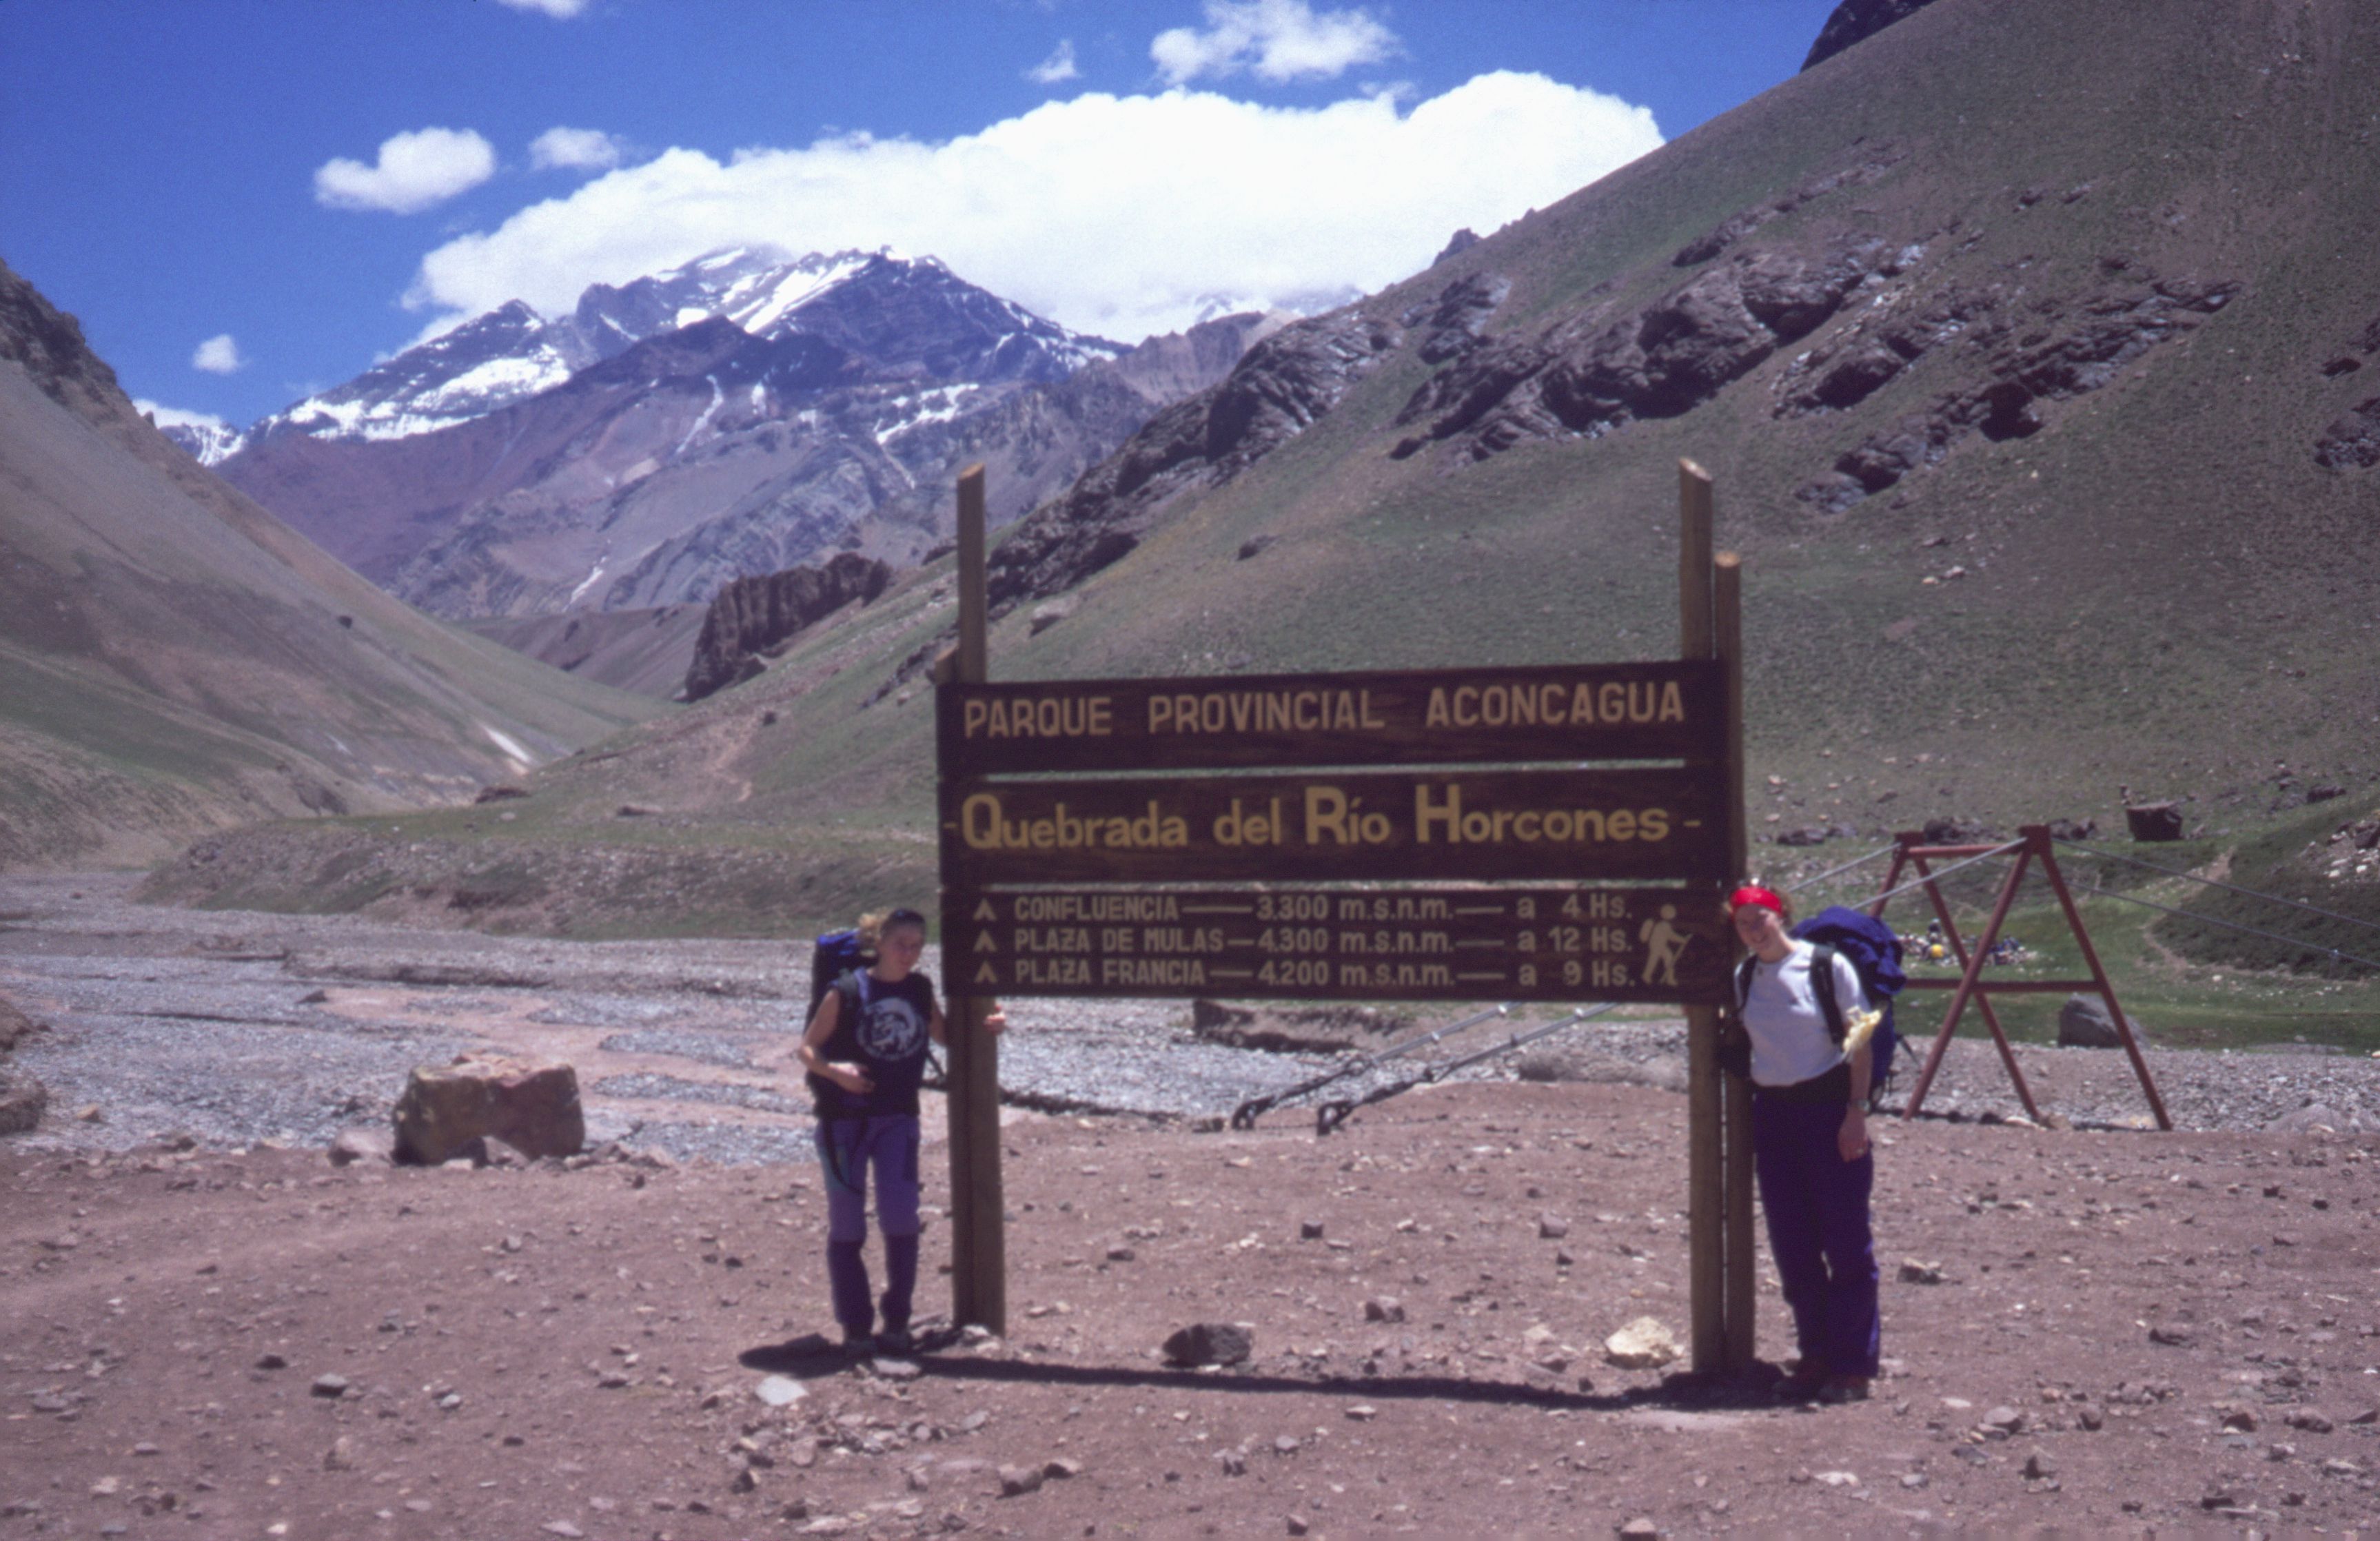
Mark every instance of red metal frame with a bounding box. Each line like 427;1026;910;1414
1869;824;2171;1130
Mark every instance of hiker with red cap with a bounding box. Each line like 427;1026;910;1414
1729;883;1882;1402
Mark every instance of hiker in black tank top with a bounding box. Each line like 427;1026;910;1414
785;907;1004;1354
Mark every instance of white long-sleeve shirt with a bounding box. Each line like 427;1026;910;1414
1739;939;1870;1088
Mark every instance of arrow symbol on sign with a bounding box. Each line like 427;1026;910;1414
974;961;998;985
974;931;998;952
973;899;997;921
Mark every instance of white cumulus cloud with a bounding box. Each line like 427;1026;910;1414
1152;0;1396;85
1027;39;1081;85
314;127;498;214
190;334;245;374
403;72;1662;346
530;126;625;172
496;0;589;17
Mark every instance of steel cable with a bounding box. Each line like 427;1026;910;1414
2055;837;2380;937
2078;881;2380;972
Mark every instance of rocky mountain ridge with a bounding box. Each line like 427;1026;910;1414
210;252;1266;621
172;247;1121;465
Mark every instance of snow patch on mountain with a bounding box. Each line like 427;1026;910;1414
139;399;245;465
234;246;1123;453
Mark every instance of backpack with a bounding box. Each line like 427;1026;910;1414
1733;905;1909;1108
807;928;873;1023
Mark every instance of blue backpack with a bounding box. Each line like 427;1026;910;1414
1734;905;1909;1107
806;927;873;1023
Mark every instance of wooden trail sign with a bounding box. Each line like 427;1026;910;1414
931;457;1753;1374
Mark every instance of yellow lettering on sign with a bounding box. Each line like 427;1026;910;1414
1412;784;1674;846
958;793;1188;851
963;695;1114;739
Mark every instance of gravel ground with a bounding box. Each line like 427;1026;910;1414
3;872;2375;1165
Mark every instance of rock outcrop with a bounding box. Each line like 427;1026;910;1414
1794;276;2238;510
986;311;1401;612
682;552;893;702
1802;0;1944;71
390;1054;585;1166
1393;237;1911;463
2315;396;2380;470
1401;272;1510;365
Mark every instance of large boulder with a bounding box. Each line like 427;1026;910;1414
391;1054;584;1165
2056;994;2127;1049
2124;802;2186;841
0;1068;48;1135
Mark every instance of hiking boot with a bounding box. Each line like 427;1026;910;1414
1817;1374;1872;1404
874;1326;915;1356
840;1329;875;1356
1775;1360;1831;1402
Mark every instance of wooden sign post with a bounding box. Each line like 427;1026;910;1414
933;460;1751;1369
942;465;1006;1334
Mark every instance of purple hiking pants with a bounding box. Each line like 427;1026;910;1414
815;1115;922;1339
1751;1092;1880;1377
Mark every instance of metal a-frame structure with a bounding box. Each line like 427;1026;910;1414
1870;824;2170;1130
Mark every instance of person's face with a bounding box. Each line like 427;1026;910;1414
877;924;926;975
1733;903;1786;955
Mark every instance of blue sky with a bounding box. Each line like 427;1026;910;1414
1;0;1839;430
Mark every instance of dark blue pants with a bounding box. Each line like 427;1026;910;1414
815;1115;922;1339
1751;1093;1880;1377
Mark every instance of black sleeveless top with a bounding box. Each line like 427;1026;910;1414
806;968;936;1119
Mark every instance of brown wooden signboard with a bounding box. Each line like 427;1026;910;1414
942;885;1730;1003
940;660;1721;775
938;766;1727;888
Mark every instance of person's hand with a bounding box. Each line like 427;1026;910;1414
830;1061;875;1094
1838;1103;1869;1162
981;1003;1008;1037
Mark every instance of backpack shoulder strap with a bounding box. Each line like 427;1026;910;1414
1807;943;1844;1043
1733;954;1757;1012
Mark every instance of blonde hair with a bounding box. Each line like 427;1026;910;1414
855;910;887;952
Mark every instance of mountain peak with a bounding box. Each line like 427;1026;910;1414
1802;0;1944;70
234;246;1119;454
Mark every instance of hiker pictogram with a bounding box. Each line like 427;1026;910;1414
1637;903;1695;987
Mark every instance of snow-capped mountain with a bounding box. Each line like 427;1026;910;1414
214;247;1263;633
247;301;585;445
243;247;1122;449
139;400;246;466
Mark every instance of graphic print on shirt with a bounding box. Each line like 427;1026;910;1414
857;990;928;1065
